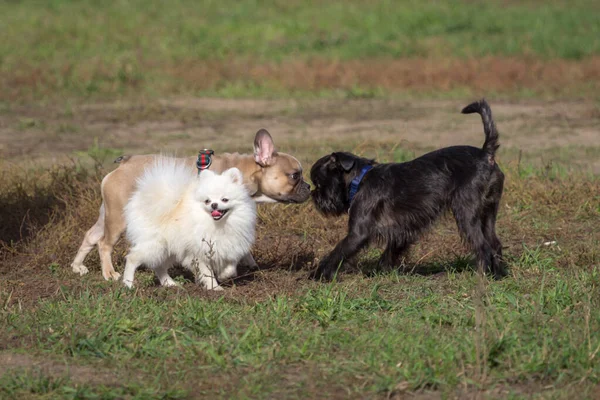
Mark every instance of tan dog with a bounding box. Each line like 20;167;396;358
71;129;311;281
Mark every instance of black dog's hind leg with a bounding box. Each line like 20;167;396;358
481;173;507;278
312;217;371;281
482;201;506;279
452;197;498;279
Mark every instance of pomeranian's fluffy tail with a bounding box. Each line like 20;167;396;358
461;99;499;160
132;157;196;218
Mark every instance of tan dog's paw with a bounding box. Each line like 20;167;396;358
71;263;89;276
103;270;122;281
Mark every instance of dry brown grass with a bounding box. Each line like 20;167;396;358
0;163;100;254
1;97;598;308
3;57;600;101
1;157;597;309
3;98;600;177
169;57;600;93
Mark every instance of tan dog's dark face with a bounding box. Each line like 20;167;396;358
251;129;310;203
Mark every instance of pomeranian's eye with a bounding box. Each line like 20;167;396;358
221;198;229;203
204;199;211;205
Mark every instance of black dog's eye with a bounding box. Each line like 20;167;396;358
221;198;229;203
204;199;211;205
290;172;300;180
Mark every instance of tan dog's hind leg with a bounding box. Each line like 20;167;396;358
98;214;125;281
97;166;135;281
71;204;106;275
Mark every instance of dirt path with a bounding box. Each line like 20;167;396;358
0;352;121;386
1;98;599;171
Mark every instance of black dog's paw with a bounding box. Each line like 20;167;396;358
492;268;509;281
309;264;335;282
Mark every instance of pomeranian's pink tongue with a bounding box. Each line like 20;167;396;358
211;210;223;218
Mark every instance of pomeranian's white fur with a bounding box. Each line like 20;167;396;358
122;157;256;290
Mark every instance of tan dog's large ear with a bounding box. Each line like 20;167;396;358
253;129;275;166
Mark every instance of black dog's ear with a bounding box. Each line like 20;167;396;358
330;152;355;172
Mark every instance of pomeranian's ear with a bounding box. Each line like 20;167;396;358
223;168;243;185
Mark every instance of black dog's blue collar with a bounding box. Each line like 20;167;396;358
348;165;373;204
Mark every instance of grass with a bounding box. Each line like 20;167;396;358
0;370;186;400
3;0;599;62
2;257;600;398
1;2;599;396
1;151;599;398
1;0;600;101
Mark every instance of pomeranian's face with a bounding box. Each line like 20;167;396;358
195;168;247;221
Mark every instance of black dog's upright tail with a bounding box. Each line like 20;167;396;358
461;99;499;160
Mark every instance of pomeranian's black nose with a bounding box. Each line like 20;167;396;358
211;202;219;210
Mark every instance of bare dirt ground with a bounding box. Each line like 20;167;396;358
1;98;599;172
0;353;122;387
4;56;600;103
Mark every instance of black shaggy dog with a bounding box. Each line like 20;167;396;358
310;99;506;281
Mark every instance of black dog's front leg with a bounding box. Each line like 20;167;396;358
312;233;369;281
312;218;370;281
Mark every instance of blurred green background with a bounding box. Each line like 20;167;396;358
1;0;599;100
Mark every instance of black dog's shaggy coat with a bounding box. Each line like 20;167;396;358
310;99;506;281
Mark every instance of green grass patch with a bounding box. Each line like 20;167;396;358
1;0;600;100
2;260;600;398
0;369;186;400
2;0;598;64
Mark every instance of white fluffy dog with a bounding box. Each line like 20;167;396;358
122;158;256;290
